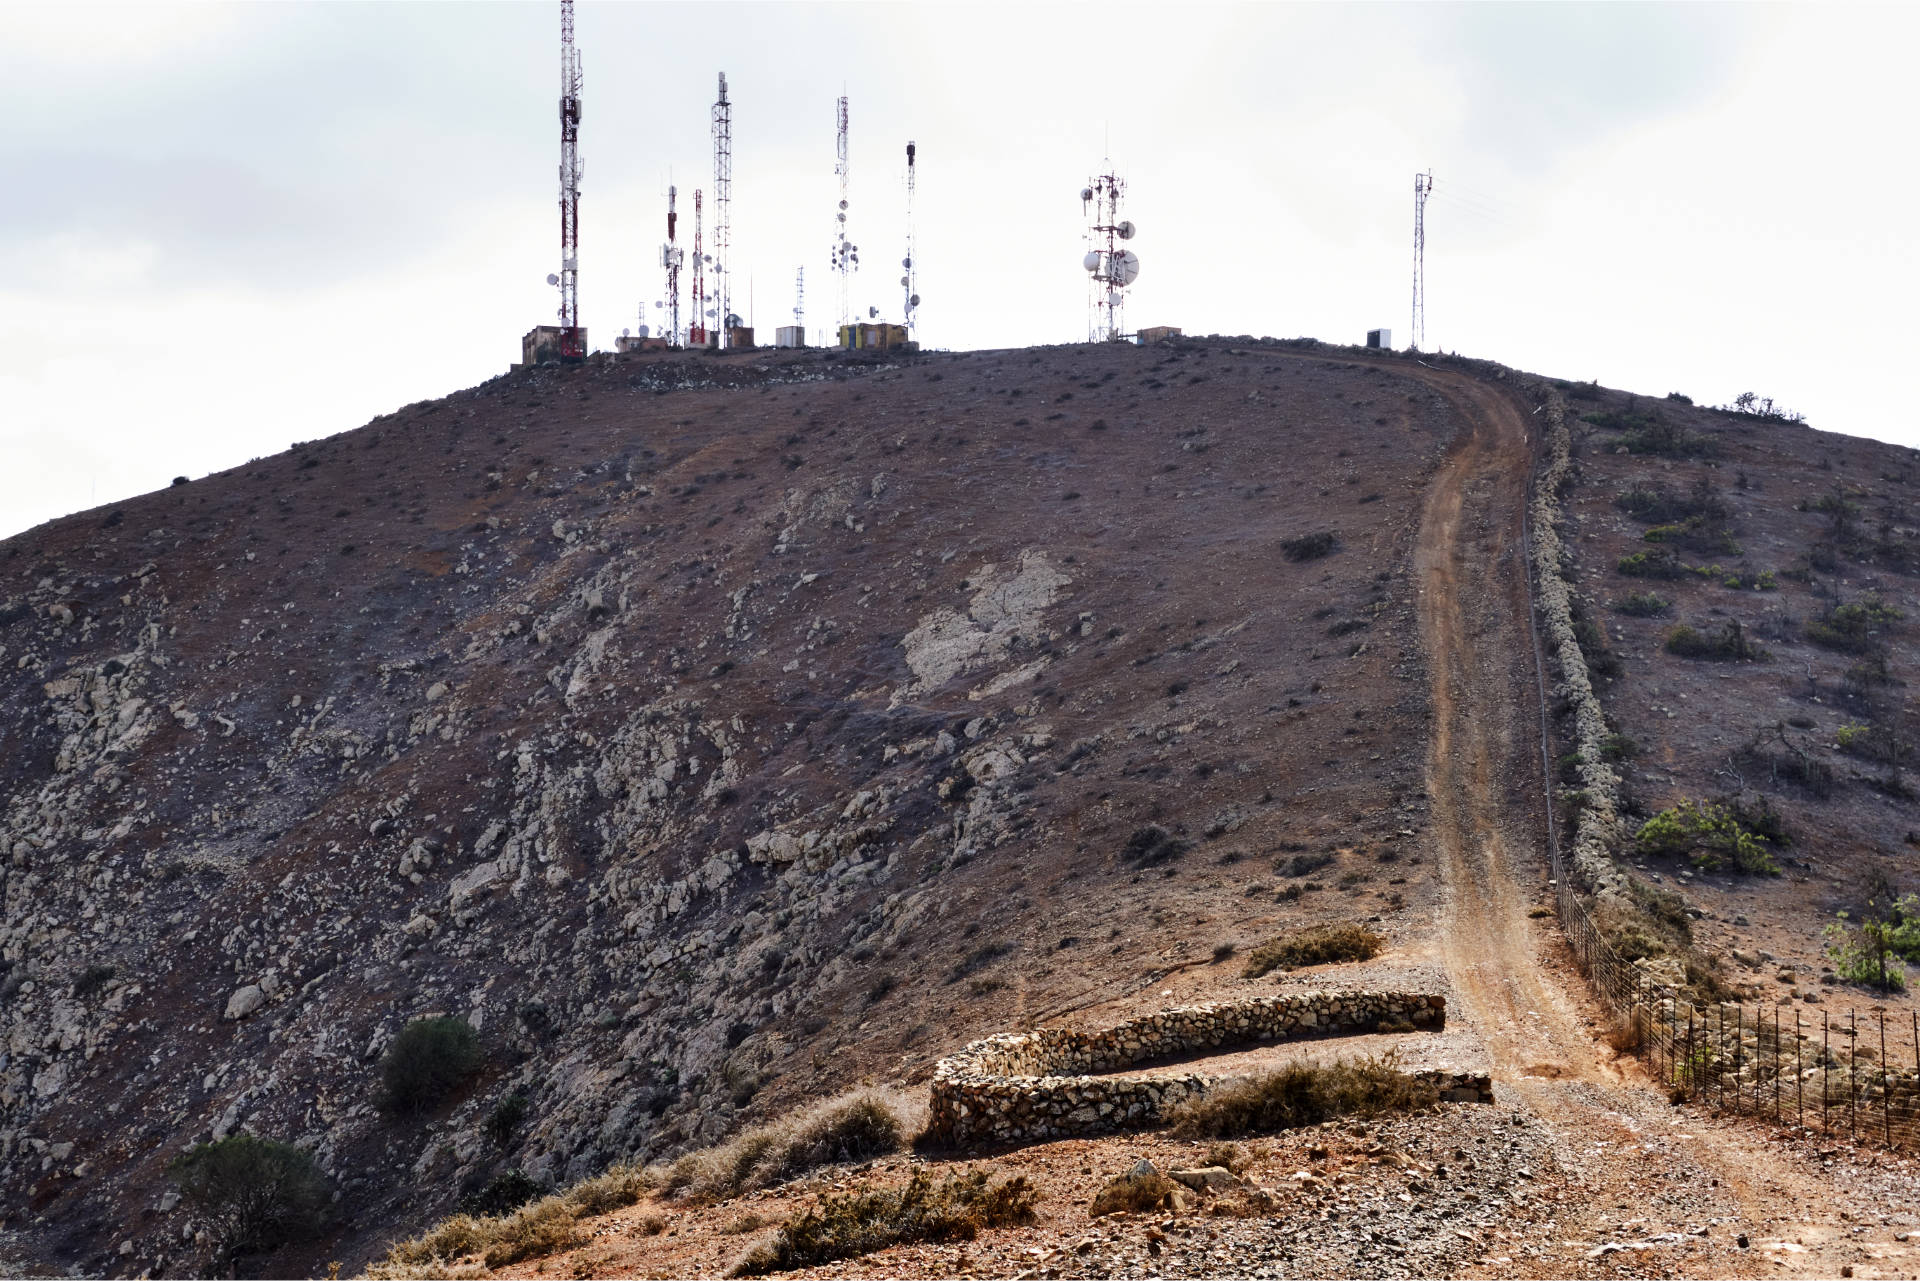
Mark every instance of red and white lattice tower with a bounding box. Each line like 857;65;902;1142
831;96;854;332
1081;166;1137;342
1411;170;1432;351
661;185;682;346
712;73;732;348
689;189;707;346
555;0;585;358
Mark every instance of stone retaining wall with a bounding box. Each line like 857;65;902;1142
927;990;1492;1147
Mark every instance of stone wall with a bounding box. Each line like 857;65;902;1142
927;990;1492;1147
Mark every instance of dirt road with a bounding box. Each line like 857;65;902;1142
1400;360;1917;1278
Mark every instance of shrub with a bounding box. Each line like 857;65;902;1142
1615;480;1726;524
1280;531;1338;562
459;1169;547;1218
379;1016;483;1114
1806;597;1904;653
1617;548;1687;579
1121;825;1189;867
1089;1171;1174;1217
664;1093;907;1203
1168;1055;1439;1137
1614;592;1672;618
1664;620;1765;661
167;1134;331;1264
1594;411;1715;458
484;1093;529;1149
372;1164;658;1275
71;964;116;999
946;941;1015;984
1643;517;1741;557
1242;922;1383;977
1634;800;1778;875
1836;719;1914;767
1824;895;1920;992
729;1169;1038;1276
1276;850;1334;878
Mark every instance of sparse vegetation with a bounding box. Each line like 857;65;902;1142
71;963;115;999
1665;620;1766;661
379;1016;483;1114
1806;596;1904;654
1089;1169;1175;1217
372;1163;656;1275
167;1134;332;1265
1276;850;1334;878
1242;921;1383;977
662;1093;906;1203
1588;409;1715;458
1169;1055;1439;1137
1617;548;1687;579
459;1169;547;1218
1280;530;1338;562
728;1168;1038;1277
1614;592;1672;617
483;1093;529;1150
1634;800;1779;876
1121;824;1190;867
1615;477;1728;525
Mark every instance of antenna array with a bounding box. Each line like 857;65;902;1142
555;0;585;358
902;141;918;336
661;185;682;346
712;73;733;348
831;96;856;330
689;189;706;346
1081;167;1138;342
1411;170;1432;351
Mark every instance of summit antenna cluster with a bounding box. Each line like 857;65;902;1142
1081;167;1138;343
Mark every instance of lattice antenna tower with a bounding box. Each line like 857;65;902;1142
794;264;805;332
831;95;855;330
712;73;733;348
1411;170;1432;351
902;140;919;336
555;0;585;358
1081;165;1138;342
661;185;682;346
689;189;706;346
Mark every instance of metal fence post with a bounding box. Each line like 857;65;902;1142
1883;1013;1893;1149
1823;1011;1831;1134
1796;1006;1804;1129
1850;1009;1859;1139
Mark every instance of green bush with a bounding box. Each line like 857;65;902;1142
1120;824;1189;867
1643;517;1741;557
1615;479;1726;524
1587;410;1715;458
167;1134;331;1263
1242;922;1383;977
1665;620;1765;661
1806;597;1904;653
1614;592;1672;617
729;1169;1038;1276
379;1016;483;1114
1168;1055;1439;1137
1824;892;1920;992
1617;548;1688;579
484;1093;529;1149
1634;800;1778;875
460;1169;547;1218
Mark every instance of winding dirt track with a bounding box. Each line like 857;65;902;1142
1399;361;1886;1277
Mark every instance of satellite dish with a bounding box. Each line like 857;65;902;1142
1079;187;1093;202
1111;250;1140;286
839;199;848;210
1082;250;1102;273
837;212;846;223
902;256;911;269
1117;220;1136;240
868;306;879;318
637;324;649;338
653;301;663;309
900;275;910;287
622;327;631;338
546;273;559;286
909;293;920;306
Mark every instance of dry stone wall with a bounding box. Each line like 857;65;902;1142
928;990;1491;1147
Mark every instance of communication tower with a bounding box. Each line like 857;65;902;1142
794;265;805;330
831;96;857;330
1081;166;1138;342
554;0;585;359
661;185;682;346
902;140;919;336
1411;170;1432;351
689;189;707;346
712;73;733;348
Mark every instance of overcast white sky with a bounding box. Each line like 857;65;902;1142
3;2;1917;539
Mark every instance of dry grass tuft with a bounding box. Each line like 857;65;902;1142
1169;1055;1438;1138
1088;1171;1175;1218
1241;921;1383;978
663;1091;910;1203
727;1169;1038;1277
367;1163;656;1277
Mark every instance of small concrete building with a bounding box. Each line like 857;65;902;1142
614;335;672;353
1366;328;1392;349
727;326;756;350
839;322;912;351
519;325;587;367
774;326;806;348
1135;325;1182;345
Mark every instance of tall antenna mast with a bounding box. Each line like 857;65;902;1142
831;95;855;332
902;140;918;337
689;189;706;346
556;0;584;359
794;264;805;334
1081;165;1137;342
1411;170;1432;351
662;185;682;346
712;73;732;349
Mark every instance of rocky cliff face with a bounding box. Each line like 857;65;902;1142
0;340;1464;1273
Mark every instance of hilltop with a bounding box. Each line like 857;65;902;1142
2;337;1918;1278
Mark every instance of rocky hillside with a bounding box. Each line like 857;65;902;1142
0;339;1478;1274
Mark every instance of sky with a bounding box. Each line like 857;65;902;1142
2;1;1917;539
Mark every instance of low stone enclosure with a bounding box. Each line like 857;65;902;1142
927;990;1493;1147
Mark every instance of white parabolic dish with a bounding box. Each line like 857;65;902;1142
1082;250;1103;273
1111;250;1140;286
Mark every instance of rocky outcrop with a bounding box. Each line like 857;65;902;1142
927;991;1489;1147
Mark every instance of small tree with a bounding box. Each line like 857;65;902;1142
379;1016;483;1114
168;1134;331;1266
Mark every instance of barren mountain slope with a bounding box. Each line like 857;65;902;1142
0;340;1474;1272
1556;385;1920;1007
